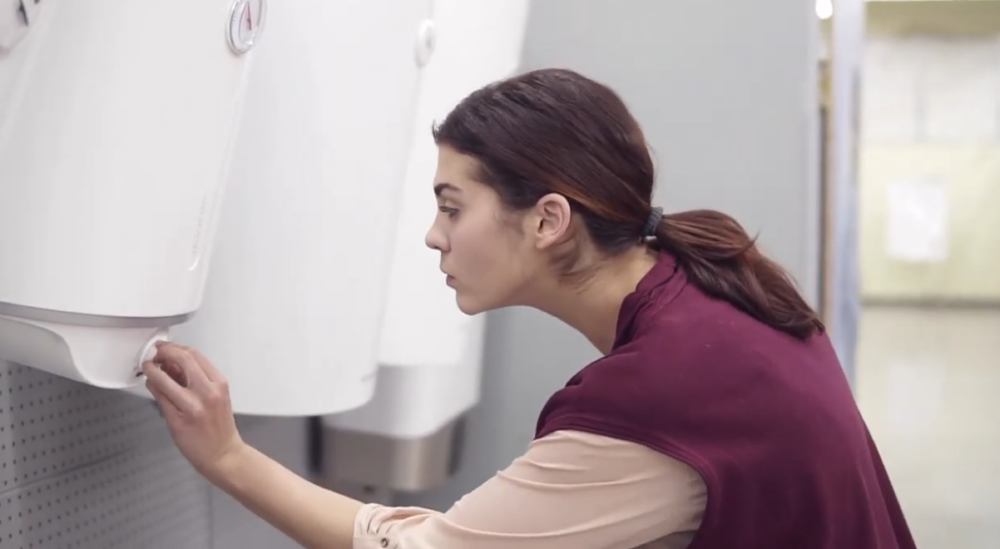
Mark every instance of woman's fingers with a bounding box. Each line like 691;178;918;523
184;345;225;382
143;360;201;414
153;342;212;392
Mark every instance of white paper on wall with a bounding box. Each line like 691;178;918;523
921;36;1000;142
885;178;950;263
861;37;922;141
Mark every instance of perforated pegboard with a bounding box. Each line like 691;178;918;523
0;360;212;548
0;443;210;548
0;363;169;489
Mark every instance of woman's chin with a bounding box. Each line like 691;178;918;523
455;295;482;316
455;292;490;316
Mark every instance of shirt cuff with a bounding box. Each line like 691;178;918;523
353;502;438;549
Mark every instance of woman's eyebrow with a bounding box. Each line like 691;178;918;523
434;182;461;196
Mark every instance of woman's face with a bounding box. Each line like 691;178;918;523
424;146;543;314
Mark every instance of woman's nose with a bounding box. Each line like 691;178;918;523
425;226;446;252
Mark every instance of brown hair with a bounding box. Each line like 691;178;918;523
432;68;824;340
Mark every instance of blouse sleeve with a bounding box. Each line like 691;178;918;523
352;429;707;549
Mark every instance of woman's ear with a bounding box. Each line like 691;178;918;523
529;193;573;250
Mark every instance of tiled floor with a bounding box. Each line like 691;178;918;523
856;306;1000;548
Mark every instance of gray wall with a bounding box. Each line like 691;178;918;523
402;0;822;510
509;0;822;303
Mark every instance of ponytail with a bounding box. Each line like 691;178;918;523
653;209;824;340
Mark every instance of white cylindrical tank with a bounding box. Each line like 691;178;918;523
321;0;530;492
0;0;259;388
130;0;433;415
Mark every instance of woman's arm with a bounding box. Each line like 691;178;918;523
142;342;360;548
353;429;707;549
211;443;360;549
209;428;707;549
143;342;706;549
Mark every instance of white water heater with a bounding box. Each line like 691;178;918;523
129;0;432;415
0;0;259;388
321;0;530;492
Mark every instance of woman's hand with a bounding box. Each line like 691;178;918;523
142;341;247;484
143;342;363;548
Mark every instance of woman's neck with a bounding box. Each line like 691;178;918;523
532;247;658;355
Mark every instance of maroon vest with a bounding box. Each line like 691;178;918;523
536;252;915;548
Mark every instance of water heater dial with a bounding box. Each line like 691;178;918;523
134;330;171;377
227;0;266;55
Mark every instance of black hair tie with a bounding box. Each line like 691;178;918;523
643;207;663;237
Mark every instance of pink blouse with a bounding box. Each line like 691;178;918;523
353;429;707;548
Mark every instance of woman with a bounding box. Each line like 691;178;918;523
143;68;916;549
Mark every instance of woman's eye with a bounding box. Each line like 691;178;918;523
439;206;459;218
